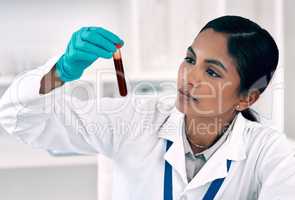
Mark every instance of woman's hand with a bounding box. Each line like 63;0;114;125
56;27;124;82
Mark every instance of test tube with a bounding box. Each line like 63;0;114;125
113;44;128;96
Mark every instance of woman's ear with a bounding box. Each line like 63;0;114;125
236;89;260;111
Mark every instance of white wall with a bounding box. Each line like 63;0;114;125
284;0;295;139
0;0;125;74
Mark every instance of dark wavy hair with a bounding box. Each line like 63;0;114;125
200;16;279;122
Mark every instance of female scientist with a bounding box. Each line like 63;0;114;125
0;16;295;200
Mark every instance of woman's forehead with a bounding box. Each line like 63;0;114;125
191;29;237;69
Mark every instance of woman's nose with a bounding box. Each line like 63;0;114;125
187;65;202;87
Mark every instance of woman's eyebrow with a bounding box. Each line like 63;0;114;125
205;59;228;72
187;46;227;72
187;46;196;58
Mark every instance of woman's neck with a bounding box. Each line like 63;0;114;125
185;112;236;154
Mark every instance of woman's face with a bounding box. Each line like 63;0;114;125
176;28;241;118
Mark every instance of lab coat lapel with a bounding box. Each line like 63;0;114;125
158;107;188;184
185;113;247;191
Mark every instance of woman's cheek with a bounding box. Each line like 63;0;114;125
218;88;237;113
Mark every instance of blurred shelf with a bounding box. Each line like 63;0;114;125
0;75;15;86
0;135;97;169
289;138;295;146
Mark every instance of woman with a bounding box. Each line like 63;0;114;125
0;16;294;200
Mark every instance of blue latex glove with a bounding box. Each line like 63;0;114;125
56;27;124;82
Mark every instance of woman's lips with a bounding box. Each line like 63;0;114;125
178;89;199;102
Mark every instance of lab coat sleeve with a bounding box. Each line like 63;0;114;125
0;57;138;157
257;132;295;199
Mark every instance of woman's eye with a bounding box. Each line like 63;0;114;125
184;57;195;65
206;68;221;78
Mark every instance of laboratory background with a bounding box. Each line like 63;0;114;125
0;0;294;199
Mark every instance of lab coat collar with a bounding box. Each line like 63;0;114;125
158;106;185;143
158;107;188;184
158;107;248;188
186;112;247;190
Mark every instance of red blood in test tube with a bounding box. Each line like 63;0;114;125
113;44;128;96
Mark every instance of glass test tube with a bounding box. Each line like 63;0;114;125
113;45;128;96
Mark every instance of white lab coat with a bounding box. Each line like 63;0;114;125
0;57;295;200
